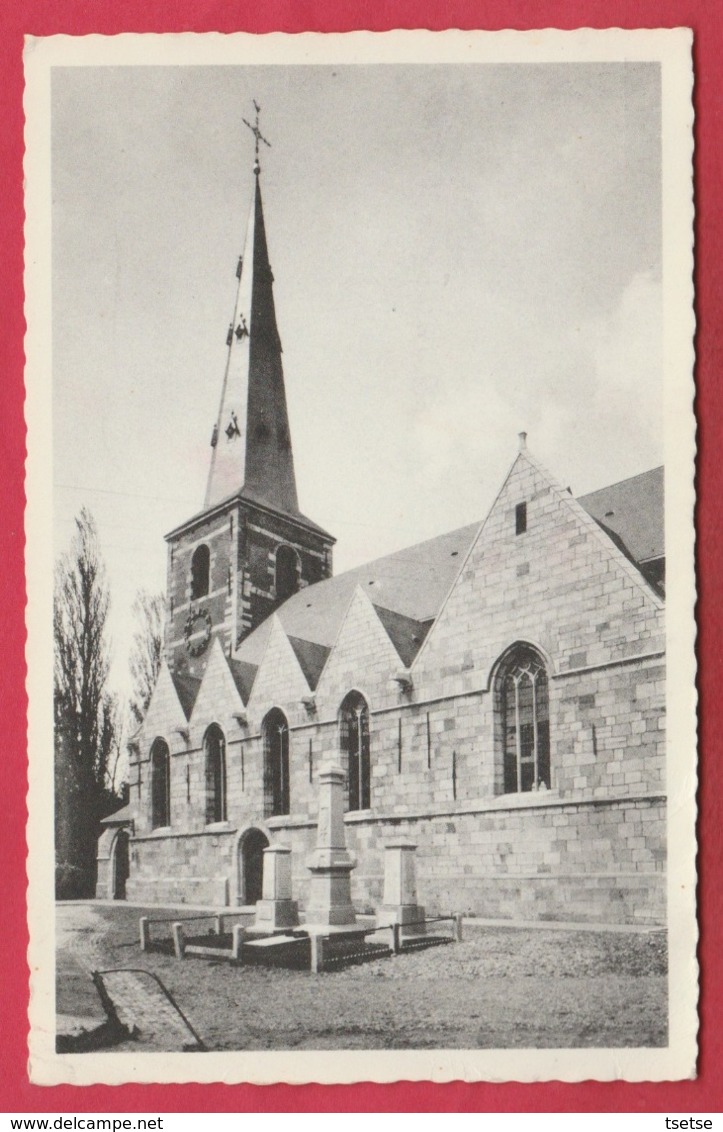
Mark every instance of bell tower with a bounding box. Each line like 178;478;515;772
164;105;334;680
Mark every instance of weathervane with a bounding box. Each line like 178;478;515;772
242;100;271;174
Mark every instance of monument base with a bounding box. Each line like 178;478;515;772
252;897;300;933
305;865;358;926
299;922;368;938
376;903;426;938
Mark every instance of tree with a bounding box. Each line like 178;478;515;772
128;589;165;726
54;507;118;898
104;692;129;800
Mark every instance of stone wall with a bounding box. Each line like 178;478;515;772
125;448;666;924
126;791;665;925
165;499;333;680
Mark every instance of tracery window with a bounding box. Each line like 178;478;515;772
150;738;171;829
497;645;551;793
204;724;227;824
190;544;210;600
339;691;371;812
262;708;290;817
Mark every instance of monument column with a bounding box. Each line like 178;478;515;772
305;763;357;927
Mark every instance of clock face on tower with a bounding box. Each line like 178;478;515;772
184;607;212;656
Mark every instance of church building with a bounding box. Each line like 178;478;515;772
100;125;666;926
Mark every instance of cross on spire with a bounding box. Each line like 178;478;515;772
242;100;271;174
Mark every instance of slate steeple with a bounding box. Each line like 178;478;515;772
205;153;299;514
165;108;334;680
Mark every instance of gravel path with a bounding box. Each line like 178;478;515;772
56;903;667;1051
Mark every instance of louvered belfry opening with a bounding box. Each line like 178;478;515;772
339;691;371;812
274;544;299;603
190;544;210;600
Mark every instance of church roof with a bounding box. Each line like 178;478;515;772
233;521;480;670
287;636;331;690
372;604;433;668
227;658;259;703
232;466;663;687
170;671;202;720
100;803;133;826
165;486;333;543
577;466;664;565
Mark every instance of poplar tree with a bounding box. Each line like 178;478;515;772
128;589;165;726
53;507;115;898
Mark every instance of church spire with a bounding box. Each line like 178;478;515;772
204;107;299;514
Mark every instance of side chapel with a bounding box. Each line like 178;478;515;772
97;119;666;925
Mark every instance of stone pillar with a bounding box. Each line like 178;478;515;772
253;844;300;932
376;841;425;938
309;933;325;973
305;762;357;927
231;924;245;961
172;922;186;960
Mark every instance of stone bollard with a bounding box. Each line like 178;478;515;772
231;924;245;962
172;921;185;960
309;933;325;974
214;914;225;936
453;913;464;942
139;916;150;952
389;922;401;955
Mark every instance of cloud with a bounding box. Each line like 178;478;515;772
585;271;663;470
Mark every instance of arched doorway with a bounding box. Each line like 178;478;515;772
238;828;270;905
112;830;130;900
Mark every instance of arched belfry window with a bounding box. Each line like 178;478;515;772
275;544;299;603
262;708;290;817
339;691;371;812
497;645;551;794
204;724;227;824
150;738;171;829
191;544;210;600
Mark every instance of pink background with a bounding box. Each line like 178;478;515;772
1;0;719;1113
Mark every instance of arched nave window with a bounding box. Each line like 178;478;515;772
150;738;171;829
262;708;290;817
204;724;227;824
339;691;371;812
496;644;551;794
190;544;210;600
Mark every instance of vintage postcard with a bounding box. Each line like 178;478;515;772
24;29;697;1084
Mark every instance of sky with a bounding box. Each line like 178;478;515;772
51;61;663;698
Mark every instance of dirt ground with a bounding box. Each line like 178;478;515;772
56;902;668;1051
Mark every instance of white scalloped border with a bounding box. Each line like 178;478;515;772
23;27;697;1086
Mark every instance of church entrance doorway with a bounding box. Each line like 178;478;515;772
112;830;130;900
239;828;269;905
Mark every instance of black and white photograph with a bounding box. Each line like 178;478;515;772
24;29;697;1084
